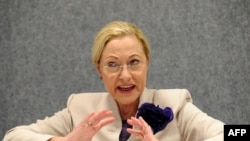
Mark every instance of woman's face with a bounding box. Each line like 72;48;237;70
97;35;149;106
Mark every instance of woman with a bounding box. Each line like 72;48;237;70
3;21;224;141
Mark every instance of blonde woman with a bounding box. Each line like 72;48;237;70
3;21;224;141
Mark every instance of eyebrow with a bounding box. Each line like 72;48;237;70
103;55;119;60
106;53;142;59
100;51;145;64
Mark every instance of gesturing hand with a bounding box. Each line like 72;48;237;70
49;109;115;141
127;117;159;141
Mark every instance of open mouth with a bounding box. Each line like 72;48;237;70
117;85;135;92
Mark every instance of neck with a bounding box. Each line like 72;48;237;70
118;100;139;120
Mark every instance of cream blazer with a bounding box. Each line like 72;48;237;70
3;88;224;141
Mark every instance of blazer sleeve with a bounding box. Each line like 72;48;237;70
175;89;224;141
154;89;224;141
2;94;76;141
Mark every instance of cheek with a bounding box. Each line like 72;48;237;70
102;73;117;88
134;70;148;85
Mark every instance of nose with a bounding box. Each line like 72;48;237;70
119;65;132;82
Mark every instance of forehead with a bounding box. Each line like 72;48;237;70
102;35;145;56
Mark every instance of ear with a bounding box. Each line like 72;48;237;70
95;63;102;79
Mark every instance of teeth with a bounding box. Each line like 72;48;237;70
119;85;133;88
118;85;134;91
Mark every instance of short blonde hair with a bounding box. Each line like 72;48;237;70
91;21;151;64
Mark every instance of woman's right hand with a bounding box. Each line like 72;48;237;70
49;109;115;141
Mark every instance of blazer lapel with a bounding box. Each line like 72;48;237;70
127;88;156;141
99;88;156;140
104;94;122;138
138;88;155;108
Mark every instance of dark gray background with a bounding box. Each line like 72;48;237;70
1;0;249;139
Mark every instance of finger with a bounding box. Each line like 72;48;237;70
127;117;140;125
95;116;115;128
127;117;143;129
88;110;114;126
79;112;96;127
93;110;114;122
127;128;144;140
83;110;115;130
138;116;147;125
138;116;153;135
138;116;149;129
127;117;145;139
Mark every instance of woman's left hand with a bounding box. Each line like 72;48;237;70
127;117;159;141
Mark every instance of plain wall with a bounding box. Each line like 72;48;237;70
1;0;249;139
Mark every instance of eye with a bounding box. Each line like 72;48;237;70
129;59;140;66
107;62;118;67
